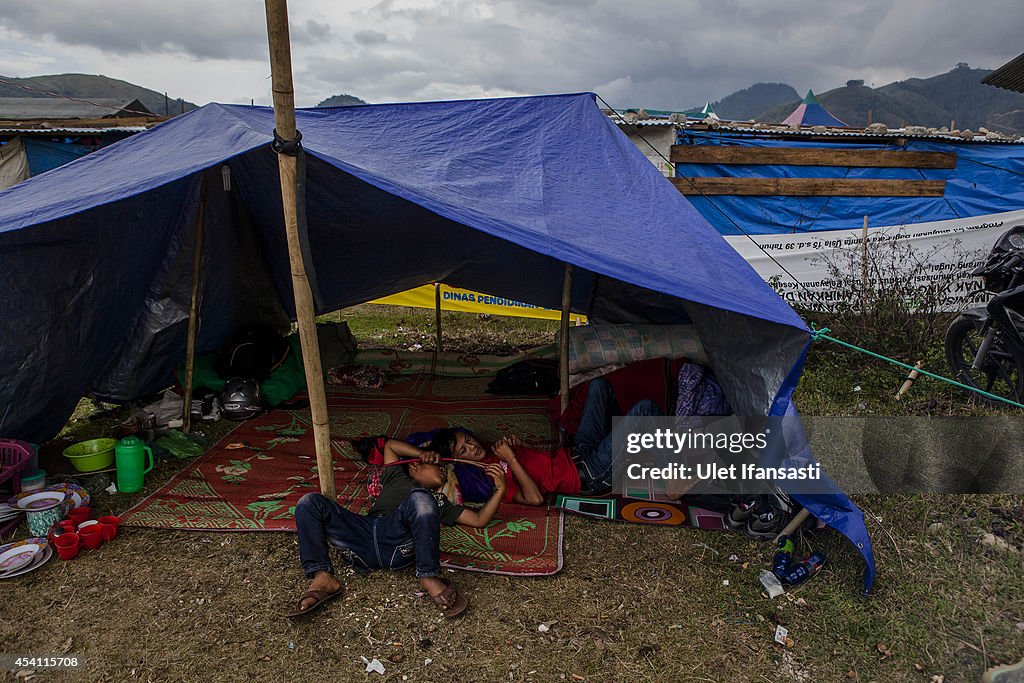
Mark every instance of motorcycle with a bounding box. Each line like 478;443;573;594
945;224;1024;403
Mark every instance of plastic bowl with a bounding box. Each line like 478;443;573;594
63;438;116;472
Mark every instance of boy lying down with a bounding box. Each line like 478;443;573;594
288;437;505;619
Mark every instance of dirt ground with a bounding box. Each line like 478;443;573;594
2;490;1022;682
3;306;1023;682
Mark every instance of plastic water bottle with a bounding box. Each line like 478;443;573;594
772;535;796;576
779;551;826;586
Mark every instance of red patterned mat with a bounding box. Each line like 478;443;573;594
121;377;563;576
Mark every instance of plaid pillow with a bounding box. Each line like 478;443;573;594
567;324;706;374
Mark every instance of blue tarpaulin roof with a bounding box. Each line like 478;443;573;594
0;92;873;590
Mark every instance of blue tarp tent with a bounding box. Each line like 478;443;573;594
22;138;94;176
782;90;847;128
0;92;874;590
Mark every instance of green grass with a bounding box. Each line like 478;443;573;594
320;303;560;355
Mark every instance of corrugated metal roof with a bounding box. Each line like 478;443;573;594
0;97;153;120
687;121;1024;144
0;127;147;135
613;118;677;126
606;111;1024;144
983;53;1024;93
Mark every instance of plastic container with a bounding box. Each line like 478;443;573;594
20;469;46;492
26;444;40;475
63;438;116;472
114;437;154;493
0;439;33;490
772;534;796;576
778;552;827;587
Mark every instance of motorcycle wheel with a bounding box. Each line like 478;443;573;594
945;315;1024;404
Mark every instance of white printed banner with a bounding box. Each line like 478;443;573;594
724;209;1024;310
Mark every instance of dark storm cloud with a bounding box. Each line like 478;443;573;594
354;30;388;46
305;0;1021;109
2;0;1018;108
0;1;330;61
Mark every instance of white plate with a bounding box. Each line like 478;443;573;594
0;543;40;574
9;491;65;511
0;545;52;579
43;483;89;509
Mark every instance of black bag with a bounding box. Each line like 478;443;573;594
486;359;559;395
214;325;290;382
317;321;357;369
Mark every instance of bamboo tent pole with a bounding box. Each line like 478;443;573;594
181;177;208;434
559;265;574;414
861;215;869;302
435;283;443;354
264;0;335;498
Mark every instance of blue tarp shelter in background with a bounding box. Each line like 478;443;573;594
0;92;874;590
22;138;93;176
677;132;1024;235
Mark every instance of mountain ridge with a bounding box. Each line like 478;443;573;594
752;65;1024;133
0;73;198;117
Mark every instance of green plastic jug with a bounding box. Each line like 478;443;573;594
115;436;154;493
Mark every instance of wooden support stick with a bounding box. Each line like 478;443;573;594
182;177;207;434
265;0;335;498
559;264;574;414
776;508;812;540
896;361;925;400
434;282;443;354
861;215;869;309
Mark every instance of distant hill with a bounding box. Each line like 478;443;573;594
0;73;197;116
753;64;1024;134
709;83;799;121
316;93;368;107
758;84;912;128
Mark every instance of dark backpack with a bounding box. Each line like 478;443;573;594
486;359;559;395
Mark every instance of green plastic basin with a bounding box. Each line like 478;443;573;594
63;438;116;472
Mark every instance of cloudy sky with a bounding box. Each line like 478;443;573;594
0;0;1019;110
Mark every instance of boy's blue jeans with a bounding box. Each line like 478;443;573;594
574;377;660;493
295;489;442;579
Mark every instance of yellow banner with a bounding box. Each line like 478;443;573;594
369;284;585;322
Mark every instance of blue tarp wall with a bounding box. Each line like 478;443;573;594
22;138;93;176
677;131;1024;234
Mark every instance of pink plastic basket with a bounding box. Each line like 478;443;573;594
0;439;33;488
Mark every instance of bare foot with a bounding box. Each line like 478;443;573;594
419;576;447;599
299;571;342;612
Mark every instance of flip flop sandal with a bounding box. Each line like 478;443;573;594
284;587;343;618
429;578;468;618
